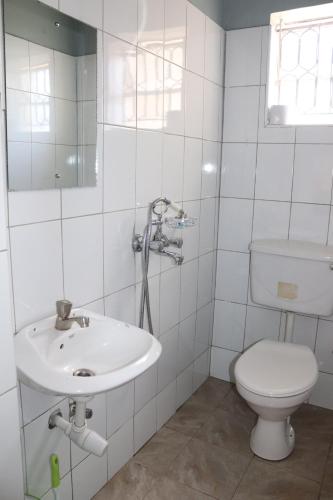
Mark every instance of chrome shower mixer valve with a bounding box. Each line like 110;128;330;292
133;197;197;335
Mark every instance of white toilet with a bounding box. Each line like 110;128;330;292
234;239;333;461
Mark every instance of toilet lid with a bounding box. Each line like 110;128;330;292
235;340;318;397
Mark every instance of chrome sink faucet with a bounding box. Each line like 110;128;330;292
55;300;90;330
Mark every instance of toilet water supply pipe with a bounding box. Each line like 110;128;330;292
49;400;108;457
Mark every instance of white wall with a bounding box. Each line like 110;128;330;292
5;1;224;499
212;25;333;410
0;12;25;500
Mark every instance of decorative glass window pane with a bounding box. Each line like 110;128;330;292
268;3;333;125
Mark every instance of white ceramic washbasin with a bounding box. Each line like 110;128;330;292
15;309;162;397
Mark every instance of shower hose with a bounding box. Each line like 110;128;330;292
139;220;154;334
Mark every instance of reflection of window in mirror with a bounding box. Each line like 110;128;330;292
267;3;333;126
4;0;97;191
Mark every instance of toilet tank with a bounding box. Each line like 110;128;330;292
250;239;333;316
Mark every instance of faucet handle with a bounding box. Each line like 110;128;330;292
56;299;72;319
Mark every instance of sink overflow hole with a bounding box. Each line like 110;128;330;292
73;368;95;377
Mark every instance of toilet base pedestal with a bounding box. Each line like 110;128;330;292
250;417;295;461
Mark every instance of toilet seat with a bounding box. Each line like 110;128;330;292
235;339;318;398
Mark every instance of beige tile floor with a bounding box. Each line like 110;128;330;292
94;377;333;500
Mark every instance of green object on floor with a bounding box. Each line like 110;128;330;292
50;454;60;489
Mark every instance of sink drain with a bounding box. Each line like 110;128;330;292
73;368;95;377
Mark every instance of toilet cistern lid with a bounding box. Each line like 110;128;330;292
235;340;318;398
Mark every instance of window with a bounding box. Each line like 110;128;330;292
268;3;333;125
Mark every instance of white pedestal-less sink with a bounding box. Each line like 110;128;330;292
15;309;162;398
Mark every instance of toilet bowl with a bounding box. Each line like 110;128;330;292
235;339;318;461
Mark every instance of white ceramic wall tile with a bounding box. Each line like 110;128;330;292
183;137;202;201
292;314;318;351
62;214;103;306
162;134;184;202
184;71;204;139
210;347;238;382
24;399;70;498
103;125;136;212
215;250;249;304
255;144;294;201
135;364;158;413
252;200;290;241
159;266;181;333
220;143;257;199
182;200;200;262
186;3;205;76
260;27;269;85
0;389;24;500
202;140;220;199
244;305;281;348
225;27;262;87
292;145;333;204
197;252;214;309
296;125;333;144
199;197;217;255
104;210;136;295
103;34;137;128
180;259;198;320
289;203;330;244
137;49;164;130
106;381;134;437
138;0;164;57
178;313;196;373
108;418;134;479
203;80;221;142
164;0;186;68
310;372;333;410
105;285;136;325
103;0;138;45
0;252;18;395
136;130;163;207
195;302;213;357
223;86;260;143
5;35;30;92
10;220;63;330
157;326;178;392
134;397;157;452
59;0;103;29
205;18;222;85
213;300;246;352
42;473;72;500
315;320;333;374
164;61;185;135
20;383;64;426
218;198;253;253
176;364;193;408
72;453;107;500
193;349;210;390
157;380;177;429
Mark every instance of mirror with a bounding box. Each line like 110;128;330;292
4;0;97;191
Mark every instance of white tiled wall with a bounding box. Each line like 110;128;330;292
6;1;224;499
0;11;24;500
212;24;333;411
